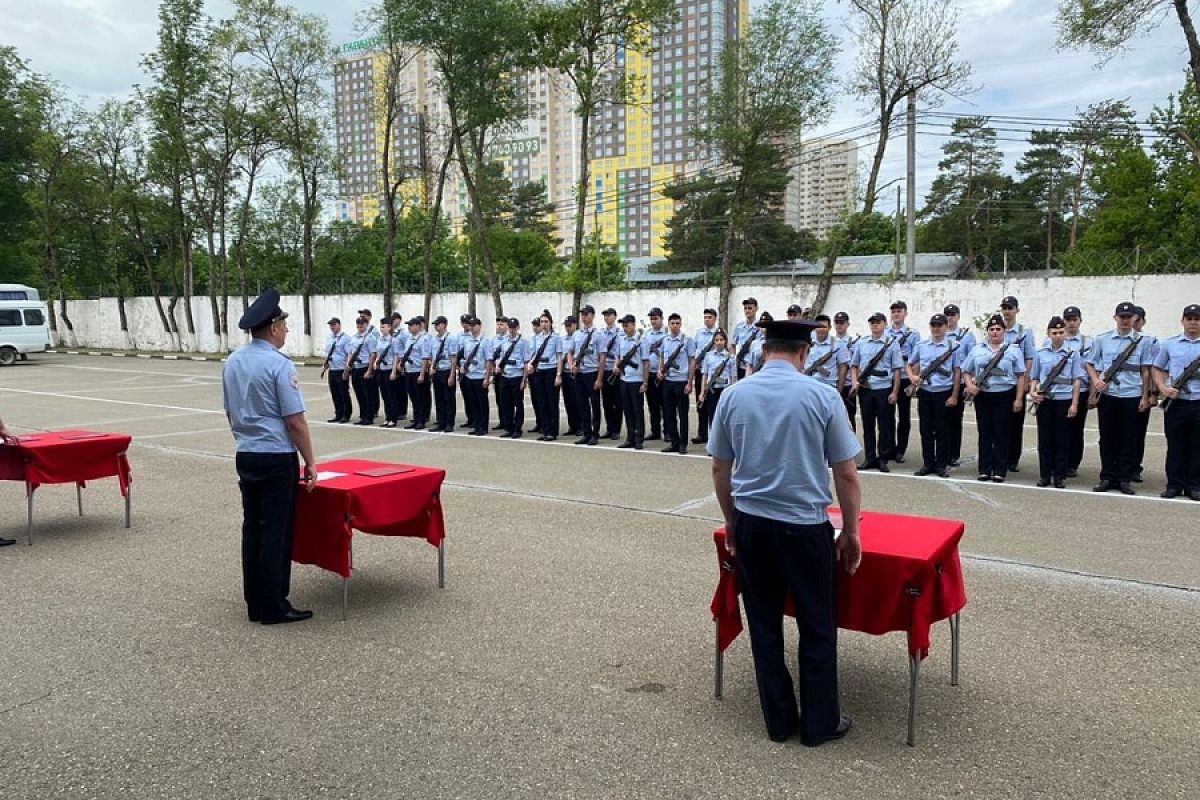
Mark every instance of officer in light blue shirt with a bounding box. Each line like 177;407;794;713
372;318;402;426
425;316;460;432
322;317;353;423
345;316;378;425
850;313;903;471
460;317;492;436
886;300;920;463
561;315;581;436
998;295;1036;471
691;307;721;443
1058;305;1091;475
1029;316;1084;487
658;312;697;454
456;314;474;429
494;317;531;438
963;314;1027;482
1153;303;1200;499
944;304;977;353
526;311;564;440
708;318;861;747
611;314;648;449
397;318;432;429
598;308;623;439
1086;302;1155;492
222;289;315;625
804;315;849;390
906;313;963;476
1130;305;1160;479
642;307;669;440
732;297;760;378
832;311;858;430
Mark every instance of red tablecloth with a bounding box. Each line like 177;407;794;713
292;459;446;578
712;510;966;658
0;430;132;495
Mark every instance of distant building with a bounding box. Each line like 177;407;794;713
782;138;858;238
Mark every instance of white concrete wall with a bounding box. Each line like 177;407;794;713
55;273;1200;358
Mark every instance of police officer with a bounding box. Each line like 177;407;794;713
832;311;858;429
999;296;1036;472
691;308;721;445
1029;316;1083;488
708;318;861;746
850;312;902;472
527;311;564;441
658;312;696;454
322;317;353;423
569;305;603;445
885;300;920;463
963;314;1027;483
491;317;510;429
744;311;773;374
561;315;581;436
1059;306;1090;477
398;317;432;430
457;313;475;429
599;307;623;440
1130;306;1158;481
611;313;648;449
1153;303;1200;500
356;308;381;423
425;316;459;433
387;312;409;421
494;317;531;438
221;289;315;625
943;304;975;466
804;315;849;393
732;297;760;380
372;317;400;427
907;313;962;478
460;317;492;436
643;308;668;440
698;330;736;436
345;316;378;425
1087;302;1153;494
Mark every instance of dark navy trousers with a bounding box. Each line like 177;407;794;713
236;451;298;621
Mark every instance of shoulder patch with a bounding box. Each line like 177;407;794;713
290;372;301;391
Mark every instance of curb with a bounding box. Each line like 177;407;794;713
50;349;320;367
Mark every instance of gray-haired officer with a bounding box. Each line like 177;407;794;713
732;297;760;380
658;312;696;454
907;313;962;477
943;304;974;465
832;311;858;429
886;300;920;463
1087;301;1153;494
599;307;623;440
425;316;459;433
708;319;861;746
222;289;316;625
999;295;1036;472
569;305;603;445
691;307;720;444
1060;306;1091;477
322;317;353;423
612;313;648;449
643;307;668;441
1153;303;1200;500
850;312;902;472
804;315;849;392
460;317;492;436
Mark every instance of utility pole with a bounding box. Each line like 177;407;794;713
418;107;431;208
594;205;601;287
905;91;917;281
895;183;902;275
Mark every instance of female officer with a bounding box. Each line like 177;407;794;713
963;315;1027;483
698;330;736;433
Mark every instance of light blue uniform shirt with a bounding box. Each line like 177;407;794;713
909;337;962;393
323;331;350;371
732;322;759;369
1087;331;1151;399
1153;333;1200;399
964;342;1025;392
852;335;903;390
496;334;530;379
703;351;736;389
886;324;920;365
643;325;668;371
805;336;849;388
660;333;695;382
613;333;646;383
459;335;491;380
222;339;306;454
1031;345;1084;400
747;338;765;372
693;325;720;364
1054;332;1093;388
530;331;562;372
599;325;620;369
948;326;977;354
561;329;578;366
708;360;861;526
346;330;377;369
374;333;394;370
428;332;459;372
1003;323;1036;366
572;326;602;372
389;329;409;367
834;333;859;387
401;332;429;373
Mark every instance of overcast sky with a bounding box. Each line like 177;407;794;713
0;0;1184;203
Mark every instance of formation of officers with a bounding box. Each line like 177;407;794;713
321;296;1200;500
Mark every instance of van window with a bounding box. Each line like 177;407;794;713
0;310;22;327
23;309;44;326
0;291;31;301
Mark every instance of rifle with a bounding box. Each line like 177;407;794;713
1088;335;1142;408
735;329;758;368
320;333;341;379
804;346;838;378
905;343;958;397
395;334;422;379
972;342;1012;396
494;335;521;377
572;328;595;373
855;338;894;390
431;335;448;371
662;338;688;378
695;330;719;364
1160;352;1200;411
1030;349;1074;416
699;354;735;411
342;336;369;381
459;338;483;378
607;335;642;385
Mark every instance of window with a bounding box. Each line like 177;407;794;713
23;309;44;326
0;310;21;327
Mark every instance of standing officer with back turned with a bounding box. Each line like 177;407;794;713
708;318;862;746
222;289;316;625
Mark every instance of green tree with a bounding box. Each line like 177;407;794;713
1056;1;1200;93
1061;100;1139;248
0;48;39;287
1014;129;1073;265
920;116;1005;265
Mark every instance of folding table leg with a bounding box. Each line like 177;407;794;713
907;653;921;747
124;485;132;529
714;620;724;700
77;483;83;516
437;540;445;588
950;613;960;687
26;482;34;545
342;534;353;623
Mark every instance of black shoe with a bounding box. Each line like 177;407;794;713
1093;481;1114;492
492;424;505;430
0;538;16;547
1117;482;1135;495
913;467;934;477
468;430;486;436
543;436;556;442
459;423;472;429
509;431;522;439
1065;467;1078;478
801;715;852;747
586;437;598;446
413;424;426;430
326;417;340;423
978;474;990;482
565;429;580;437
992;475;1005;483
1036;478;1051;487
261;609;313;625
878;462;890;473
634;443;644;450
403;422;418;429
645;433;661;441
337;418;350;424
894;452;906;464
1161;487;1182;499
574;437;590;445
691;436;707;445
528;427;541;433
1054;480;1066;489
662;444;678;453
948;459;961;467
937;468;951;478
1188;489;1200;502
354;420;369;426
1131;474;1144;483
1009;463;1020;473
617;441;635;449
859;460;879;471
609;431;621;440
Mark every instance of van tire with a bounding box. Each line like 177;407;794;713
0;347;16;367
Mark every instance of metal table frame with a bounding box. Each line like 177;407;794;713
714;611;960;746
23;451;132;545
337;511;446;621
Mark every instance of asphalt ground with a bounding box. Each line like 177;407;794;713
1;354;1197;799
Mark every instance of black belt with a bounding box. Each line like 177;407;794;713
870;369;889;377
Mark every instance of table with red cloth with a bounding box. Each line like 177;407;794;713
292;458;447;618
710;510;966;745
0;429;133;544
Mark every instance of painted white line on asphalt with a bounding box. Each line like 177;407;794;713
666;494;716;514
135;426;233;440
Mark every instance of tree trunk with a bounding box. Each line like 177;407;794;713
300;167;317;355
383;112;398;317
452;126;502;317
1069;151;1087;250
1174;0;1200;93
572;104;591;314
422;137;454;322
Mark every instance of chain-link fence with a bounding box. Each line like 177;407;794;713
971;247;1199;277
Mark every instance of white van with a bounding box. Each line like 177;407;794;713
0;284;51;366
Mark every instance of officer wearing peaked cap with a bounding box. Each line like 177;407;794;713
708;319;861;746
1153;303;1200;500
222;289;316;625
1086;301;1152;494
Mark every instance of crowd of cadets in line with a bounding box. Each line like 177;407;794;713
319;296;1200;501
